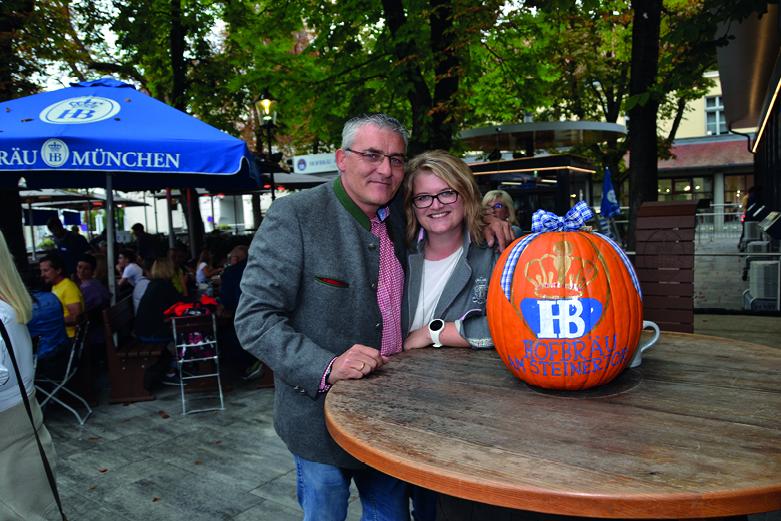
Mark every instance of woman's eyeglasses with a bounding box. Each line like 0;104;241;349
412;189;459;209
490;202;506;210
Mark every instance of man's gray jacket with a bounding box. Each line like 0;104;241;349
235;178;405;468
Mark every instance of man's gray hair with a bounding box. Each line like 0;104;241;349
341;113;409;150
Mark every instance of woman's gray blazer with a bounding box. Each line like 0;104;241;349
402;232;498;348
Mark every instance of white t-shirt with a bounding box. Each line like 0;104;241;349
196;261;209;285
132;277;151;313
122;262;144;286
410;246;463;332
0;300;35;413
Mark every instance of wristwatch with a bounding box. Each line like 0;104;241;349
428;319;445;348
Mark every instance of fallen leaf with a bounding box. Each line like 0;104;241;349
89;485;97;491
98;468;109;474
213;440;222;445
158;410;170;419
194;459;203;465
152;497;161;502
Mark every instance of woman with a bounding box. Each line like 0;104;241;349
195;248;223;286
0;232;59;520
403;150;498;351
482;189;523;239
134;257;185;385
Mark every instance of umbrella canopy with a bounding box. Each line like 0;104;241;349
0;77;261;190
1;77;263;300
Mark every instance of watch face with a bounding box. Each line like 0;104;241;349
430;319;444;332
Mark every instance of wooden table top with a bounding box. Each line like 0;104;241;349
325;332;781;519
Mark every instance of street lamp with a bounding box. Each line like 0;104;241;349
254;89;277;200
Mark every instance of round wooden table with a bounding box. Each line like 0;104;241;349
325;332;781;519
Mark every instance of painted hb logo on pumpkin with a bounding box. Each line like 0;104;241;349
521;298;603;339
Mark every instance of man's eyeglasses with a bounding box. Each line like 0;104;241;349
412;189;460;209
490;202;506;210
345;148;405;169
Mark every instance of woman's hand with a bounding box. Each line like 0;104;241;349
403;327;433;350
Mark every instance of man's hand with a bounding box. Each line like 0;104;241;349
327;344;388;384
483;213;513;251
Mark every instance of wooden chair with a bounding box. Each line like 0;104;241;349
102;296;166;404
634;201;698;333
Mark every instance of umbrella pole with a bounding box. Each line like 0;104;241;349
106;173;117;305
166;188;175;249
85;197;93;241
187;189;196;260
210;195;215;232
153;191;159;234
27;201;36;262
143;191;149;231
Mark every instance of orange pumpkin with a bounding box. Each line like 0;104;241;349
487;228;643;390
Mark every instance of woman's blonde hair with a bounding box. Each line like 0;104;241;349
404;150;485;245
0;231;33;323
150;257;176;280
482;189;519;226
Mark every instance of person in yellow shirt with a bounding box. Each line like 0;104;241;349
39;254;84;338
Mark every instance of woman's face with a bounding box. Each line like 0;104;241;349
487;198;510;221
412;171;465;239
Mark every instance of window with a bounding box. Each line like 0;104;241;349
706;96;727;135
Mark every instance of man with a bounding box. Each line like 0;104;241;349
217;245;259;378
76;254;110;314
39;253;84;339
46;216;90;276
131;223;160;263
236;114;412;520
116;249;144;289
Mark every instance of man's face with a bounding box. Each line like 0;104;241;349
76;261;94;282
40;261;61;285
335;124;406;217
117;254;128;268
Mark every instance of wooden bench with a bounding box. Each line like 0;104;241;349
634;201;698;333
102;296;166;404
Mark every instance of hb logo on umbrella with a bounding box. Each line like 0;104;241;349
39;96;121;125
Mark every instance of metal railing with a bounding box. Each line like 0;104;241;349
695;204;743;244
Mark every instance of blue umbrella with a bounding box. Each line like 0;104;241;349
0;77;262;299
0;77;260;190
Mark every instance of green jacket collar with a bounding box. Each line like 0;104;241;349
333;177;391;231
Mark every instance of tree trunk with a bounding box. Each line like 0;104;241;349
627;0;662;250
0;191;29;273
168;0;204;253
429;0;459;151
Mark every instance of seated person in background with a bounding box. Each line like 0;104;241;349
134;257;186;385
27;289;69;368
217;245;260;379
482;189;523;239
39;253;84;340
168;247;191;297
76;254;110;314
131;258;152;313
76;253;111;349
46;216;90;276
219;245;248;316
195;248;223;287
116;249;144;289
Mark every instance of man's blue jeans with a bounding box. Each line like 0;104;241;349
294;454;410;521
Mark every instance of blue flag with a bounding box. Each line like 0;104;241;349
600;167;621;219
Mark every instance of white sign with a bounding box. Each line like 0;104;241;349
293;153;337;174
39;96;121;125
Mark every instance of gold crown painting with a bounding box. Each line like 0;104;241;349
523;239;599;299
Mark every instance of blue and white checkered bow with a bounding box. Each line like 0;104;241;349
531;201;593;232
